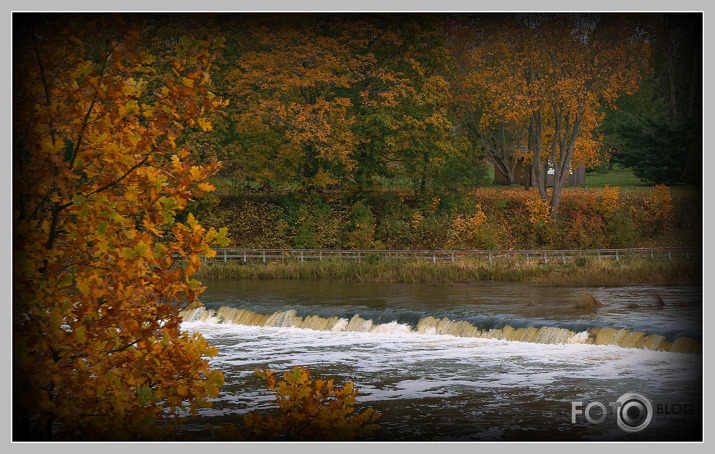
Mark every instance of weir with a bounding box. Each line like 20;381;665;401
180;306;701;354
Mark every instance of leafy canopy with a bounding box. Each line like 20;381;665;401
13;15;229;440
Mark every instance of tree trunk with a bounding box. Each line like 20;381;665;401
534;163;548;201
528;106;582;221
548;114;581;220
550;179;564;220
505;167;515;185
417;150;430;200
529;111;549;202
302;143;320;192
493;156;515;185
532;154;549;201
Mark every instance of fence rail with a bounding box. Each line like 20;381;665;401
205;247;701;265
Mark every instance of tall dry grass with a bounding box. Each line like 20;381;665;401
195;256;700;287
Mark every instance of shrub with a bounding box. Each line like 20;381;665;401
607;209;641;248
636;184;673;235
211;367;380;441
375;200;416;249
197;184;690;251
447;204;499;250
600;185;622;218
410;212;451;249
343;201;377;249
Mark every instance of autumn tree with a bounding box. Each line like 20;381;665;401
141;14;233;166
382;15;471;200
226;14;469;199
448;14;529;186
141;14;270;198
344;16;416;196
469;14;649;218
13;14;229;440
226;15;362;193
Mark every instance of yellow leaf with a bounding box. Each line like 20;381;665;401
197;117;213;131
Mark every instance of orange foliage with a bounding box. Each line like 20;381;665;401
228;16;390;191
212;367;381;441
600;185;622;218
525;197;552;227
13;16;229;440
637;184;673;232
465;14;650;217
448;204;489;249
228;15;460;195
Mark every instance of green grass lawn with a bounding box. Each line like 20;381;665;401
580;167;648;188
484;164;698;197
485;164;648;190
580;166;698;196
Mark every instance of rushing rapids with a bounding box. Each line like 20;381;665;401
179;306;701;354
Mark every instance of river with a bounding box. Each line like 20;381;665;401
179;279;702;441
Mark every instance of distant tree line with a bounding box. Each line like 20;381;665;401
143;13;700;217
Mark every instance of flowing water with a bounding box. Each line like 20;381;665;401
180;279;703;441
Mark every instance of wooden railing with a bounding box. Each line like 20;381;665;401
205;247;701;264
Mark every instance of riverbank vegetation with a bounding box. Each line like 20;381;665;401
196;256;701;287
194;184;700;251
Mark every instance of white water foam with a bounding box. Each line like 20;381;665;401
181;319;701;441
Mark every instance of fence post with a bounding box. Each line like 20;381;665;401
224;250;227;263
616;250;619;262
263;250;266;264
432;252;436;264
358;251;362;264
320;250;323;261
451;251;454;263
488;252;492;264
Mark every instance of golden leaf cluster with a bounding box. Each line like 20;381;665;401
14;15;229;440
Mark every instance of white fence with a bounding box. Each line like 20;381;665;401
206;247;700;264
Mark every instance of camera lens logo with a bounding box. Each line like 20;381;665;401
615;393;653;433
